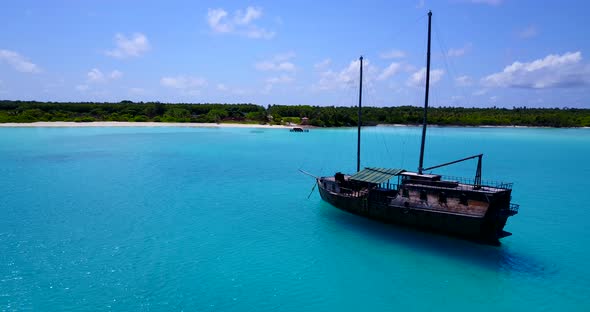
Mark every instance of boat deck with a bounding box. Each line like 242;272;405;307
393;196;488;217
403;181;508;194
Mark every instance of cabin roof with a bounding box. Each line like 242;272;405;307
399;171;442;181
350;167;405;184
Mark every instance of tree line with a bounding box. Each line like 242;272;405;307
1;100;589;127
0;101;266;123
268;105;590;127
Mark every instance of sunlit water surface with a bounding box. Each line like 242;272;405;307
1;126;589;311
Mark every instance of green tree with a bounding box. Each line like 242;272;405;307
207;108;229;122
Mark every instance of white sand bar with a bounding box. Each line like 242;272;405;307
0;122;295;129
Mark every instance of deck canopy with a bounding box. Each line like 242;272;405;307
349;167;405;184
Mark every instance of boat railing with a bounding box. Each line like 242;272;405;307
441;175;514;190
338;187;368;198
509;203;519;214
499;203;519;216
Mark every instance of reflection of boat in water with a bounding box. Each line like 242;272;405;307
290;127;309;132
314;11;519;245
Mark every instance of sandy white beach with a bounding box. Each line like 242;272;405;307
0;122;296;129
1;122;586;129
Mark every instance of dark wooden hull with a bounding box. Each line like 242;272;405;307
317;179;509;244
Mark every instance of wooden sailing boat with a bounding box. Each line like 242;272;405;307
315;11;519;244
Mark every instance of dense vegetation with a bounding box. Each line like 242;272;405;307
268;105;590;127
267;105;590;127
1;100;589;127
0;101;266;123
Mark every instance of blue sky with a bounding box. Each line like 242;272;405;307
0;0;589;108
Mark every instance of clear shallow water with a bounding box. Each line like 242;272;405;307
0;126;589;311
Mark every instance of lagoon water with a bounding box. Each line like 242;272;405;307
1;126;589;311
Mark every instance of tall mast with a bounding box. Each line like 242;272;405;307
418;11;432;174
357;56;363;172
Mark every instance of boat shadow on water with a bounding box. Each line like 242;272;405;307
317;202;552;278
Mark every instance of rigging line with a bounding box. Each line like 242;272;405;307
387;13;429;43
327;75;358;174
433;19;473;108
351;69;362;170
363;62;394;168
433;25;457;107
367;85;386;166
360;66;374;166
364;78;395;167
315;65;358;173
432;19;456;82
401;128;406;169
380;124;395;167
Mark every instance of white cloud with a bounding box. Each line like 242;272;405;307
448;43;472;57
0;49;40;73
482;51;590;89
160;75;207;90
416;0;425;9
407;67;444;87
377;62;402;80
263;74;294;94
207;6;275;39
87;68;104;82
86;68;122;83
217;83;229;91
243;27;275;39
518;25;538;39
455;75;473;86
255;52;296;72
77;68;121;93
314;58;378;91
403;64;417;73
256;61;295;71
110;70;123;80
106;33;150;58
380;49;406;59
234;7;263;25
207;8;232;33
314;58;332;70
266;75;294;84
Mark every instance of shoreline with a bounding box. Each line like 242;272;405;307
0;121;295;129
0;121;588;129
376;124;590;129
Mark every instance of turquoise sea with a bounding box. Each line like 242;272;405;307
1;126;589;311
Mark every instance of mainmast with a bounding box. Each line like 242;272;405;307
418;11;432;174
357;56;363;172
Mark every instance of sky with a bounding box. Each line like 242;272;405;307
0;0;589;108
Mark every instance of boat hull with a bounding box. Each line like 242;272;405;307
317;179;508;244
